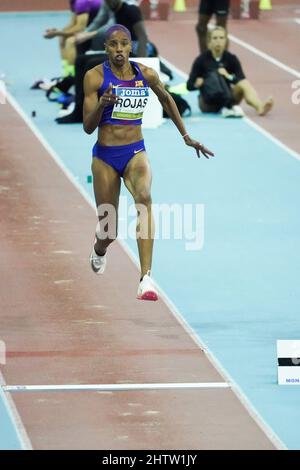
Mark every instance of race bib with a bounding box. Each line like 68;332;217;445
112;87;149;120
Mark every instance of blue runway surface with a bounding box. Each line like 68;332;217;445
1;12;300;449
0;387;24;449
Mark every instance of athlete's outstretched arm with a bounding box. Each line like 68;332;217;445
144;67;214;159
83;71;117;134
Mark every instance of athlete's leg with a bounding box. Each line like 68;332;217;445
63;36;77;66
233;79;274;115
215;15;228;28
59;37;67;60
59;36;76;77
196;0;214;52
216;0;230;22
123;153;154;279
215;0;230;27
196;14;211;53
91;157;121;255
232;85;244;104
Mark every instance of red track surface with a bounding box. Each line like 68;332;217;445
0;0;68;11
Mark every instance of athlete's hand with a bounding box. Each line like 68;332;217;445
44;28;59;39
218;68;233;81
183;135;215;159
99;83;118;107
218;67;228;77
194;77;204;88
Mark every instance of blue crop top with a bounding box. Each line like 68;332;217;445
98;60;150;127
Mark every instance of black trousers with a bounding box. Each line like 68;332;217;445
199;0;230;16
74;52;107;117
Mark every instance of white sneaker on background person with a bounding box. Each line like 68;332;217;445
233;105;245;117
57;102;75;118
221;106;244;118
221;106;236;118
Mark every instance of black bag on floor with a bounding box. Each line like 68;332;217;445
164;92;191;117
201;71;234;110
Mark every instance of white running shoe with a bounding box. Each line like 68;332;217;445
232;105;245;117
57;101;75;118
221;106;236;118
137;271;158;301
90;247;106;275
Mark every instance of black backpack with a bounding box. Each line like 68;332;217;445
164;92;192;118
201;70;234;110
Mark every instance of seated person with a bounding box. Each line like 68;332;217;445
44;0;102;77
187;26;274;117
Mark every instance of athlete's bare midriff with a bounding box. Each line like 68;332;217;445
97;123;143;146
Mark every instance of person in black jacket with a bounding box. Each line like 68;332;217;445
187;26;274;117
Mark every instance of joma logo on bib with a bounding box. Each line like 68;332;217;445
112;87;149;120
119;88;148;97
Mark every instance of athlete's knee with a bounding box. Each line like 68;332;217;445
235;79;249;91
65;36;75;48
134;190;152;207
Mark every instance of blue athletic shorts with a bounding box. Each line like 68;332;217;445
92;140;146;177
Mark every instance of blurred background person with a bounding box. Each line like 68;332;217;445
44;0;102;77
196;0;230;53
187;26;274;117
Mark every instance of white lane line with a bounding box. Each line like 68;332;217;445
295;19;300;25
3;383;230;393
0;372;32;450
161;56;300;163
228;33;300;78
6;89;286;450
